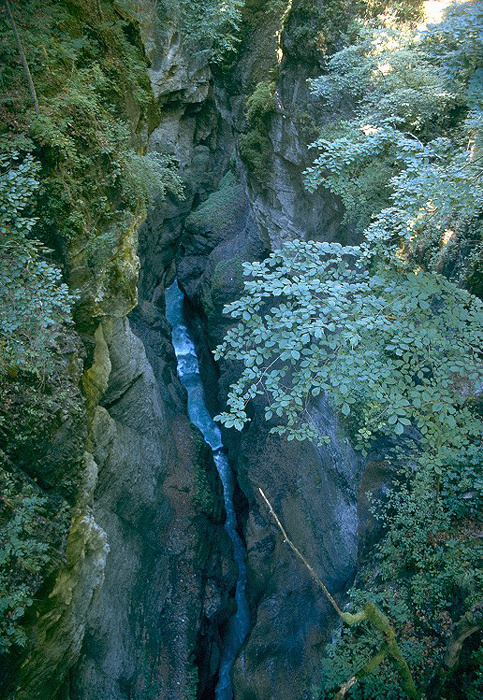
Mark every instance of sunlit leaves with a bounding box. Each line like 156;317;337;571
305;1;483;281
214;239;482;456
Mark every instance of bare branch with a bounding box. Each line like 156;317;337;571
259;487;345;617
258;487;419;699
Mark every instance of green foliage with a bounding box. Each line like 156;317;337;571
282;0;423;60
215;240;482;452
215;240;482;695
0;152;72;376
0;0;181;268
305;1;483;290
320;481;482;699
0;467;69;652
245;81;277;124
0;0;166;658
239;81;276;185
0;324;85;653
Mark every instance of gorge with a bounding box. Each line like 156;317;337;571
165;279;249;700
0;2;481;700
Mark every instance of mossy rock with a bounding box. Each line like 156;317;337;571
200;257;244;328
185;171;244;240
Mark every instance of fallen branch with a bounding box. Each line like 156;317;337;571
259;486;344;617
258;487;419;700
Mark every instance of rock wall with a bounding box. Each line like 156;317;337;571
136;2;233;305
69;6;239;699
71;316;234;700
2;2;368;699
172;2;366;698
215;0;356;250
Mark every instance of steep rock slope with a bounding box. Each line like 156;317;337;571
173;3;366;698
69;5;238;699
0;3;234;699
71;316;234;700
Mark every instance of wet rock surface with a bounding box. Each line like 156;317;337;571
71;317;235;700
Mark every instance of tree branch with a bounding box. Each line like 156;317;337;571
258;487;419;699
4;0;39;115
259;487;345;617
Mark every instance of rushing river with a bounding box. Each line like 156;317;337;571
165;280;250;700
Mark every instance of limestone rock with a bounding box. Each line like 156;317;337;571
72;317;235;700
11;453;108;700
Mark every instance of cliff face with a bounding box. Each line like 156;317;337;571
71;315;235;700
165;2;365;698
2;2;368;699
68;5;238;699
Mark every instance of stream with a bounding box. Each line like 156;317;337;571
165;280;250;700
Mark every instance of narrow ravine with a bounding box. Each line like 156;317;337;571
165;280;250;700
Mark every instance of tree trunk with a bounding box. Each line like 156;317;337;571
4;0;39;115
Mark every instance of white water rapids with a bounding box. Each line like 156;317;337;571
165;280;249;700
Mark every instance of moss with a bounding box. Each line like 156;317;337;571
192;432;218;521
199;257;244;330
211;257;243;300
239;81;277;186
194;463;216;519
82;324;111;417
185;171;244;238
183;660;199;700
